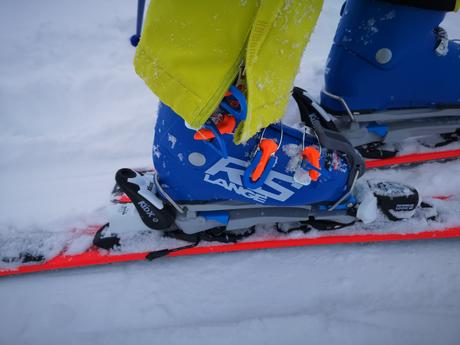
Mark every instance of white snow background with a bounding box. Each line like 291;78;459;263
1;1;460;344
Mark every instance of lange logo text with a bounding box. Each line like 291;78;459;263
204;157;302;203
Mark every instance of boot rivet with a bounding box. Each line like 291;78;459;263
375;48;392;64
188;152;206;166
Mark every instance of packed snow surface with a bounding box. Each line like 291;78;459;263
1;1;460;344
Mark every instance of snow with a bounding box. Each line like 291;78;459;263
355;181;378;223
1;1;460;344
1;242;460;345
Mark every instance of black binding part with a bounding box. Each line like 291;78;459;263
436;130;460;148
93;223;120;250
292;87;366;193
115;168;175;230
276;216;355;234
357;142;398;159
145;227;256;261
92;223;256;260
369;181;419;221
2;252;45;264
381;0;457;12
145;238;201;260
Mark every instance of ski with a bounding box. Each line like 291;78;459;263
2;161;460;278
2;149;459;279
365;148;460;169
1;223;460;277
2;187;460;278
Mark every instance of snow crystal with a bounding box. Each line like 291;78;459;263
152;145;161;158
381;10;396;21
65;234;94;255
367;19;378;34
358;18;379;45
355;181;378;224
167;133;177;149
282;143;302;173
282;96;302;126
293;166;311;185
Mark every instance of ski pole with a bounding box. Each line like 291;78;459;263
130;0;146;47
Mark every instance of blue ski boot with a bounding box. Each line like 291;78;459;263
94;86;425;255
310;0;460;156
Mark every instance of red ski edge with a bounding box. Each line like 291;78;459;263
2;226;460;277
365;149;460;169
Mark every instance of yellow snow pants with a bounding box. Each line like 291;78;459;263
134;0;323;143
133;0;458;143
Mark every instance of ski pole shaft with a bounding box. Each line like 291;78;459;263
130;0;146;47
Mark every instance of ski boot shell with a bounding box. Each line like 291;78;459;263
95;92;428;247
321;0;460;113
153;103;351;207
